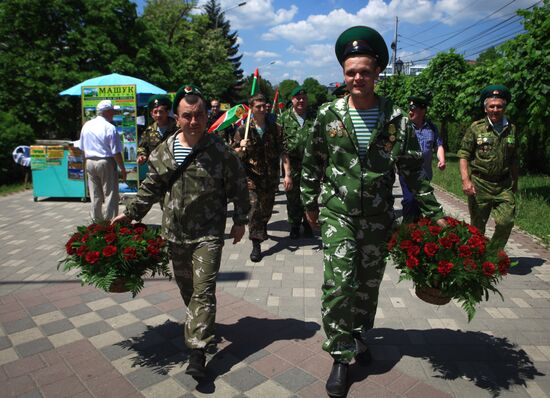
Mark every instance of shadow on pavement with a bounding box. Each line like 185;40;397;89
509;257;546;275
116;316;319;394
348;328;545;397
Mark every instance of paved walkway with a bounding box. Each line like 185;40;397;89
1;183;549;398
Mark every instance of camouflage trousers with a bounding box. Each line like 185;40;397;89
286;164;305;225
319;208;393;363
469;175;516;250
248;179;278;241
169;240;223;349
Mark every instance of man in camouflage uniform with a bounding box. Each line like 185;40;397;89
137;95;178;165
301;26;446;397
279;85;316;239
113;84;250;378
458;84;518;250
233;93;292;262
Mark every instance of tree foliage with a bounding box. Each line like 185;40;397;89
302;77;330;111
0;112;35;185
237;73;275;102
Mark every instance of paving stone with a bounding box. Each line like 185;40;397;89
60;303;91;318
142;292;172;305
78;320;114;338
224;366;268;392
96;305;127;319
132;306;163;320
27;303;58;317
126;366;171;390
3;317;36;334
273;367;317;392
15;338;54;358
40;319;74;336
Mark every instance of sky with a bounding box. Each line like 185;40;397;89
134;0;541;86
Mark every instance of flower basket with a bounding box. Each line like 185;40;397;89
58;221;172;297
388;217;514;321
415;286;451;306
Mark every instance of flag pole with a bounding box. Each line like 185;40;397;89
243;68;259;141
271;88;279;114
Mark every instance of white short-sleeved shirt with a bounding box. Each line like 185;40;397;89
80;115;122;158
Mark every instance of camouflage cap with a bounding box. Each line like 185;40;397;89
147;94;172;110
335;26;389;71
290;85;306;97
480;84;511;104
172;84;203;114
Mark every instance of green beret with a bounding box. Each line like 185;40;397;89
172;84;203;114
290;85;306;97
480;84;511;104
408;92;432;108
332;82;348;97
335;26;389;71
147;94;172;110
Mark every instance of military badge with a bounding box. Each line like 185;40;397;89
389;135;396;142
506;135;515;145
329;130;337;138
184;86;193;93
477;138;483;145
384;142;393;152
388;124;396;135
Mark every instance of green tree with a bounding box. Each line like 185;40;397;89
0;0;160;139
142;0;235;99
498;0;550;173
302;77;329;111
413;50;470;149
204;0;244;102
376;75;413;110
476;47;502;65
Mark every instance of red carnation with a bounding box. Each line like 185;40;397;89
438;237;453;249
458;245;472;258
437;260;454;276
407;245;421;257
406;256;419;269
411;230;424;243
104;233;117;244
417;218;432;226
119;227;132;235
134;223;148;230
445;217;459;227
102;245;117;257
147;245;160;256
133;227;145;235
482;261;496;277
87;224;97;231
467;224;481;235
81;234;90;243
85;251;100;264
65;240;76;255
399;240;413;250
388;235;397;251
76;246;87;256
463;258;477;271
123;247;137;260
429;225;442;236
424;242;439;257
447;232;460;244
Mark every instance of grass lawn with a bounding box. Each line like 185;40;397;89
431;153;550;246
0;182;31;197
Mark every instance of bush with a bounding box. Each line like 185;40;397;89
445;121;471;154
0;112;35;185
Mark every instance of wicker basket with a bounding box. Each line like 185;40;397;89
415;286;451;305
109;277;130;293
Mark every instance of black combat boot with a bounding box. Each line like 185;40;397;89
325;361;348;397
250;240;262;262
289;223;300;239
186;349;206;378
302;219;313;238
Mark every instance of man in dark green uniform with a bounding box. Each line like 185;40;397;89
458;84;518;250
137;95;178;165
301;26;446;397
279;85;316;239
233;93;292;262
113;84;250;379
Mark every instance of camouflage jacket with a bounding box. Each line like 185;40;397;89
301;95;444;220
137;118;178;158
278;108;316;161
125;131;250;243
457;117;518;180
233;118;288;184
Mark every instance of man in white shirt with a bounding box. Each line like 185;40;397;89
80;100;126;222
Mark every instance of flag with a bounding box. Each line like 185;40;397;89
250;68;259;96
271;88;279;114
208;104;250;133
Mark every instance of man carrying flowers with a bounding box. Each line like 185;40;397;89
301;26;447;397
113;84;250;379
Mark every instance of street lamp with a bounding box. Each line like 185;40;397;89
395;58;404;75
215;2;247;29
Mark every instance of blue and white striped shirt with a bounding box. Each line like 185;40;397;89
173;139;192;165
349;107;378;160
